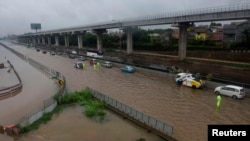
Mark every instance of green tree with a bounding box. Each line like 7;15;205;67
241;27;250;48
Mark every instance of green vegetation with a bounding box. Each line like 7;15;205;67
19;105;66;133
19;89;106;133
206;73;213;81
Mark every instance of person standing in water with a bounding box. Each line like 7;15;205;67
216;95;222;111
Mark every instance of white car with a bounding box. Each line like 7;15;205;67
71;50;77;54
175;73;204;89
101;61;112;68
214;85;246;99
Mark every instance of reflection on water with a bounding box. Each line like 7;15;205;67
1;41;250;141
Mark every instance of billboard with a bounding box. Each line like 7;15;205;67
30;23;41;31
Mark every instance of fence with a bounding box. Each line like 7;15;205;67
86;87;176;141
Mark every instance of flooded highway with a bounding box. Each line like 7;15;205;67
1;41;250;141
0;44;58;141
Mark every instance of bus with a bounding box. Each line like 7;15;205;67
86;49;103;58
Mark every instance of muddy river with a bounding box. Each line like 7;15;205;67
1;41;250;141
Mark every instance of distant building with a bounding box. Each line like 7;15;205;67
223;20;250;42
193;25;211;40
210;26;223;46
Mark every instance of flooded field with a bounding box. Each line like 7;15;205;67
1;41;250;141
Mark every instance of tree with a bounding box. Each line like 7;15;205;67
241;27;250;48
210;21;222;26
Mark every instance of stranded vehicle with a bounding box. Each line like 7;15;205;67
74;61;84;69
121;65;135;73
175;73;205;89
101;61;112;68
86;49;103;58
214;85;245;99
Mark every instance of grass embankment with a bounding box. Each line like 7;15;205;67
19;89;106;133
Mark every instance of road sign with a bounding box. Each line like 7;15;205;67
57;79;64;86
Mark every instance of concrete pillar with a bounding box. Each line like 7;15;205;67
77;34;83;49
42;37;45;45
178;23;189;61
64;34;69;47
37;37;40;44
28;38;31;44
96;34;102;50
92;29;106;50
47;36;51;46
55;36;59;46
127;30;133;54
32;37;36;44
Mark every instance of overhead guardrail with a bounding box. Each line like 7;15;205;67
18;3;250;37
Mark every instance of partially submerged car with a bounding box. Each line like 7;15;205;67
71;50;77;54
101;61;112;68
42;50;47;54
175;73;204;89
74;61;84;69
214;85;245;99
78;56;86;61
121;65;135;73
68;54;76;59
50;51;56;55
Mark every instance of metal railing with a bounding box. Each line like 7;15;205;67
86;87;173;137
123;3;250;22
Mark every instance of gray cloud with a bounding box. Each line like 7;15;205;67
0;0;247;37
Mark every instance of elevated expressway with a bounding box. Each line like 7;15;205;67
18;3;250;60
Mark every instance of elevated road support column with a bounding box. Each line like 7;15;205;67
125;26;135;54
37;37;40;44
42;36;45;45
32;37;36;45
77;34;83;49
72;31;85;49
92;29;106;50
47;35;51;46
55;36;59;46
174;22;192;61
64;34;69;47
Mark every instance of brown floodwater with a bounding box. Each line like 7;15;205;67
14;105;166;141
0;44;57;141
1;41;250;141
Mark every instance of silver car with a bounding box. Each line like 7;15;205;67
214;85;245;99
101;61;112;68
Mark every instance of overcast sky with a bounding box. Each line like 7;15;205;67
0;0;248;37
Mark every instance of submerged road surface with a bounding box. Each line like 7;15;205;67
2;41;250;141
0;44;58;141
